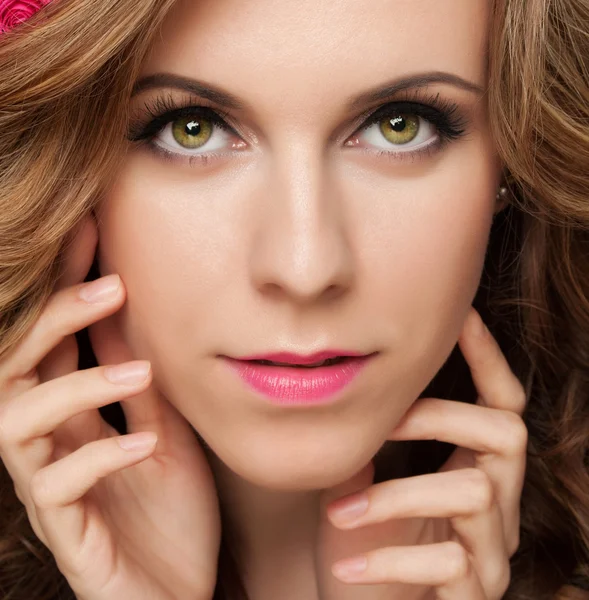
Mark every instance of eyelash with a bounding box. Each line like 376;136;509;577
127;90;468;167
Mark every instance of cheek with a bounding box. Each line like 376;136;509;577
367;183;492;317
95;160;232;372
349;152;497;397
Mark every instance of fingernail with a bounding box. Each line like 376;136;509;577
117;431;157;451
79;274;120;303
332;556;368;580
329;492;369;524
104;360;151;385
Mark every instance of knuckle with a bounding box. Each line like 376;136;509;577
0;400;20;448
462;468;494;512
29;469;53;508
498;562;512;596
507;530;521;557
487;560;511;598
38;290;74;341
14;485;24;504
513;386;527;413
0;366;39;396
36;299;58;335
444;541;471;580
501;412;528;455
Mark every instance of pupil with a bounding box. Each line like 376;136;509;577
185;120;201;135
389;115;406;132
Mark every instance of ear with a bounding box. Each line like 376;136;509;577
55;214;99;292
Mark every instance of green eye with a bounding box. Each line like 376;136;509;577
171;115;213;149
379;114;420;145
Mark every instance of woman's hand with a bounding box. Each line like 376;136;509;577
0;217;221;600
320;307;527;600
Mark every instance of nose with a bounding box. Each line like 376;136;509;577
249;146;355;305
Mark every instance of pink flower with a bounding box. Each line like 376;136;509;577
0;0;52;34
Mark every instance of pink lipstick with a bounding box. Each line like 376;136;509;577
222;351;377;405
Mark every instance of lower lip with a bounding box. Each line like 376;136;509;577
222;355;376;405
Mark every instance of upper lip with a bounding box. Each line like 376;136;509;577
233;350;373;365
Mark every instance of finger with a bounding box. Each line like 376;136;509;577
331;541;487;599
459;307;526;415
388;398;528;457
30;431;157;573
0;274;124;384
0;276;125;458
450;510;510;599
0;362;151;446
388;398;526;556
327;468;510;596
0;361;152;511
37;333;89;455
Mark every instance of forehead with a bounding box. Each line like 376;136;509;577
141;0;489;110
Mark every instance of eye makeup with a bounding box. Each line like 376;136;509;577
126;89;470;168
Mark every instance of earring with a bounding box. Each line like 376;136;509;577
496;186;508;201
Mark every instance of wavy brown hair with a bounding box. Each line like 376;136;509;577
0;0;588;598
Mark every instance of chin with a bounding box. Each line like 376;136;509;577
209;428;380;491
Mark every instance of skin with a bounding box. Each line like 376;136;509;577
87;0;512;596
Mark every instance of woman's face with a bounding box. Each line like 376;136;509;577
95;0;500;489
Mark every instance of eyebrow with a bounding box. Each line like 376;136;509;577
131;71;485;112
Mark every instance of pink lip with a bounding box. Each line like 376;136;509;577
222;353;377;405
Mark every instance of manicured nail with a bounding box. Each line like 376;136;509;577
332;555;368;580
104;360;151;385
79;274;120;303
329;492;369;525
117;432;157;451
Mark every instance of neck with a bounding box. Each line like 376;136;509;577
207;449;322;599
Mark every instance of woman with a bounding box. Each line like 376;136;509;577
0;0;587;598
